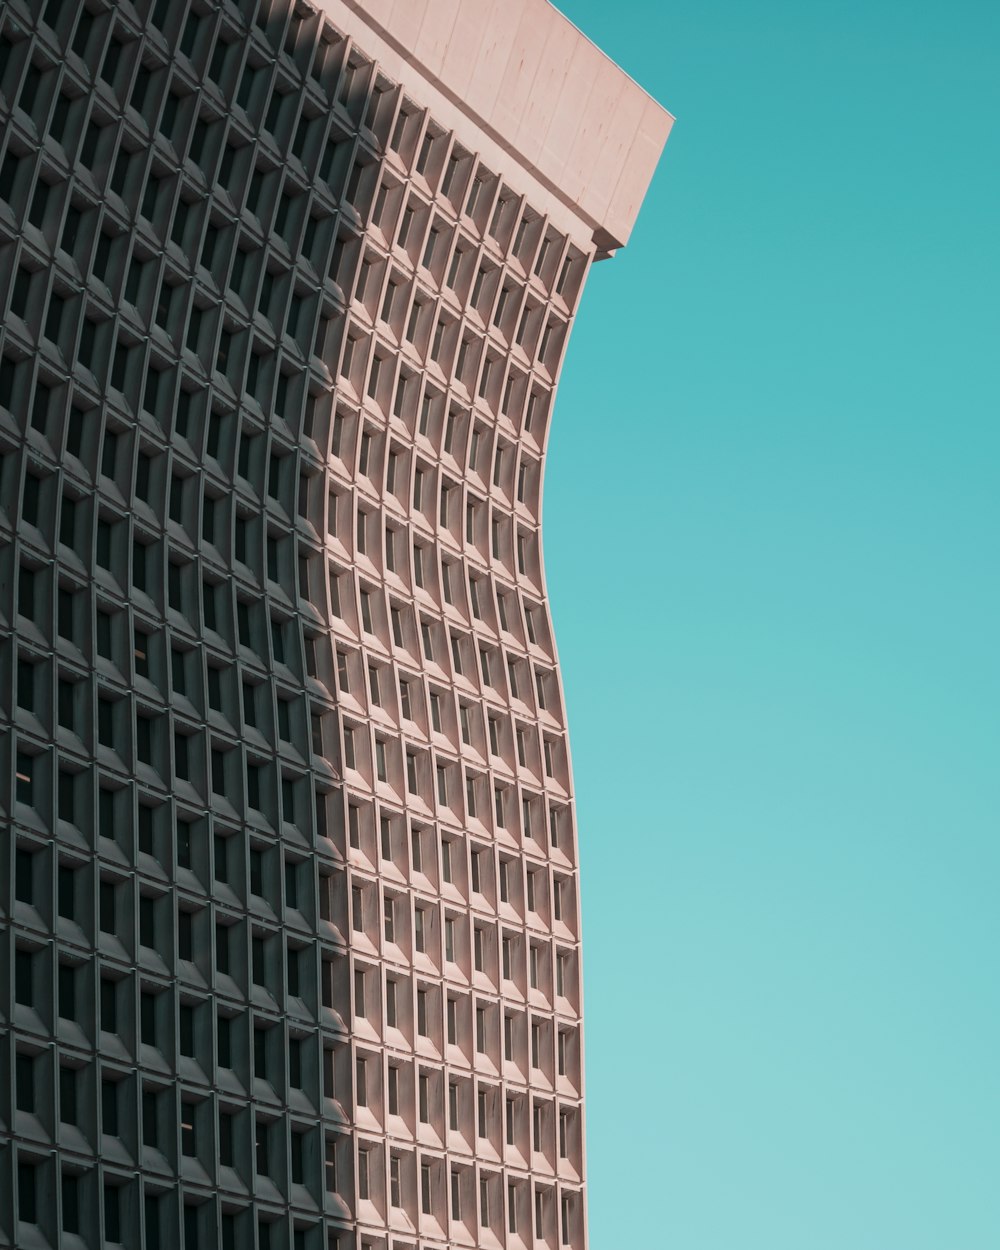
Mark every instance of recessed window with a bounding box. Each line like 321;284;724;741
386;979;397;1028
417;987;428;1035
418;1159;432;1214
357;1146;370;1200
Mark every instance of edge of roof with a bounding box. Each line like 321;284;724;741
329;0;673;253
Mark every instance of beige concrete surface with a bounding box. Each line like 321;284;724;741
323;0;673;253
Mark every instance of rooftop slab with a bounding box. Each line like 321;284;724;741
322;0;673;254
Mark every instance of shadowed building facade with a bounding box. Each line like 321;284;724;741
0;1;670;1247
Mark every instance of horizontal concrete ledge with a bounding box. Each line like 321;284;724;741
325;0;673;253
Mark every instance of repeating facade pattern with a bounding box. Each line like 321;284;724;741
0;0;641;1247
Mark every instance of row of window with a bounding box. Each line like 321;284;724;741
329;491;545;593
10;1028;580;1163
333;407;543;518
10;389;544;534
9;713;568;836
349;891;578;987
9;489;548;658
5;181;564;471
8;846;578;998
5;0;587;302
8;592;565;823
8;1151;580;1249
349;967;576;1079
3;742;573;890
348;806;575;897
8;933;579;1077
0;200;555;477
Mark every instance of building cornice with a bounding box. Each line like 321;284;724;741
316;0;673;255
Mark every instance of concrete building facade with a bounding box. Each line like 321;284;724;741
0;1;669;1247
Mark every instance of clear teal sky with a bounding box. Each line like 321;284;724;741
544;2;1000;1246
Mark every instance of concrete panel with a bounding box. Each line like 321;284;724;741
329;0;673;250
412;0;462;80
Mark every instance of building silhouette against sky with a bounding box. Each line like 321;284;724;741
0;1;668;1247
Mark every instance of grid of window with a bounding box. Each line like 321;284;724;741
0;0;596;1247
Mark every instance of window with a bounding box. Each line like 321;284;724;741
447;997;458;1045
374;737;387;782
218;1016;232;1068
561;1192;573;1245
348;804;361;849
559;1107;570;1157
62;1173;80;1234
143;1087;161;1153
448;1080;459;1129
102;1078;120;1135
410;825;423;872
389;1154;402;1207
140;990;158;1045
216;924;230;975
15;752;34;806
420;1161;432;1213
14;847;34;904
352;886;364;932
557;950;569;997
354;967;366;1016
386;979;397;1027
99;880;117;934
18;1161;38;1225
417;987;428;1035
219;1111;235;1167
360;590;374;633
16;1052;35;1112
481;1175;491;1226
180;1003;195;1056
21;474;41;528
357;1147;369;1201
59;963;77;1021
399;678;412;721
476;1005;487;1052
287;1037;303;1090
354;1057;370;1116
176;908;195;963
451;1167;461;1221
104;1184;121;1243
478;1087;489;1137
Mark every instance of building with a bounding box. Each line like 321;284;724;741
0;1;670;1247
